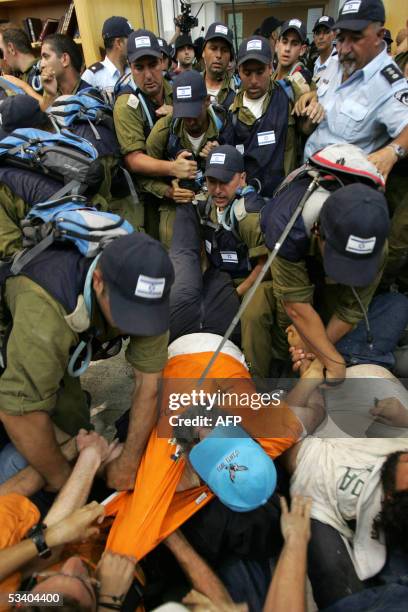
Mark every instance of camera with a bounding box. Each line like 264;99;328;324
174;1;198;34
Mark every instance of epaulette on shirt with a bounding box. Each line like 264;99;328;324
88;62;104;73
381;63;404;86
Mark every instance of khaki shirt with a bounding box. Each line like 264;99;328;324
0;275;169;433
271;240;387;331
113;79;173;156
203;70;237;107
271;64;316;97
144;110;220;199
230;81;298;178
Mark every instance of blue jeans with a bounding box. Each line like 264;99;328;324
0;442;28;483
336;293;408;368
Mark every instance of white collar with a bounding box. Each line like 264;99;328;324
102;55;121;77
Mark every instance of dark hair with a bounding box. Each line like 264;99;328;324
104;36;125;51
373;451;408;552
0;27;32;54
43;33;83;73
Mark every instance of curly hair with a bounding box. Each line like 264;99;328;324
373;451;408;552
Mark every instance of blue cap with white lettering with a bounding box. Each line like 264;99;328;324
205;144;244;183
334;0;386;32
99;233;175;336
319;184;389;287
172;71;207;119
189;424;277;512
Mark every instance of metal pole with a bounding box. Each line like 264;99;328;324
230;0;239;55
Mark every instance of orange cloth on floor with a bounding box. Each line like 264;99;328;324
106;351;302;558
0;494;40;608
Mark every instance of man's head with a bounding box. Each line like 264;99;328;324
259;16;282;55
127;29;164;97
203;22;234;79
157;37;172;71
334;0;386;76
375;451;408;552
102;16;133;64
0;27;33;72
92;233;174;336
41;34;83;81
205;145;246;208
277;19;307;69
189;424;277;512
175;34;195;69
238;36;272;99
318;183;389;287
172;71;209;137
313;16;336;55
30;556;97;611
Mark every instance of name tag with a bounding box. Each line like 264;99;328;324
345;235;376;255
236;143;244;154
221;251;238;264
205;240;212;253
135;275;165;298
257;131;276;146
195;492;208;505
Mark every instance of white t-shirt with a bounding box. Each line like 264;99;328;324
243;92;267;120
186;133;205;155
207;85;221;103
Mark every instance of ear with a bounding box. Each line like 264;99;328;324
7;42;15;56
92;267;104;296
60;51;71;68
239;172;247;188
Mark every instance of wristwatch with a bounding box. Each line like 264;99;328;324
26;523;52;559
387;143;407;160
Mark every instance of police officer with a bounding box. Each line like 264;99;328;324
198;145;277;380
0;27;42;92
202;22;239;110
220;36;307;197
145;71;223;248
273;19;314;89
312;16;338;80
82;16;133;92
173;34;195;73
113;29;196;238
262;178;408;382
0;232;174;492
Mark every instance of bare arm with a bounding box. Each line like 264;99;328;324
124;150;197;179
236;256;267;297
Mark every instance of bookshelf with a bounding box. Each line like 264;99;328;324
0;0;159;67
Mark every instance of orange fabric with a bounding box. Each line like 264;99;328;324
106;352;302;558
0;494;40;609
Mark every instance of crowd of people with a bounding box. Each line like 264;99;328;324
0;0;407;610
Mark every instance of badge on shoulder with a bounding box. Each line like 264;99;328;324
381;64;404;85
394;90;408;107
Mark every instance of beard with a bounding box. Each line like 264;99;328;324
340;54;357;77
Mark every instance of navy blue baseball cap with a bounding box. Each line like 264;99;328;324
334;0;386;32
280;19;307;43
313;16;336;31
102;16;133;39
172;71;207;119
237;36;272;66
205;145;244;182
157;37;172;58
0;95;49;132
99;233;175;336
204;22;234;56
320;184;389;287
127;29;162;63
189;424;277;512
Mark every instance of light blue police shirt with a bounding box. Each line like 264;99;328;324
304;45;408;161
81;56;131;92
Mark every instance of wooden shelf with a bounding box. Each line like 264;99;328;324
31;36;81;49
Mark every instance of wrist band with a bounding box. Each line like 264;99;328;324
323;367;344;387
99;594;124;603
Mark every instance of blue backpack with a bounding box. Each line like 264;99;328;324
11;194;134;275
0;127;104;198
47;87;114;140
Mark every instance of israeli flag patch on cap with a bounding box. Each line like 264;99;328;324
320;16;330;22
158;39;163;46
215;25;228;35
345;235;376;255
210;152;226;164
247;39;262;51
342;1;362;14
135;36;151;48
177;85;192;99
135;275;165;299
289;19;302;28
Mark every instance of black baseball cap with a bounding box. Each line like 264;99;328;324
260;16;282;38
320;184;389;287
99;232;175;336
204;22;234;55
102;16;133;40
172;71;207;119
157;37;172;58
280;19;307;43
334;0;386;32
237;36;272;66
0;95;49;132
313;16;336;32
175;34;194;51
127;29;162;63
384;28;393;44
205;145;244;183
